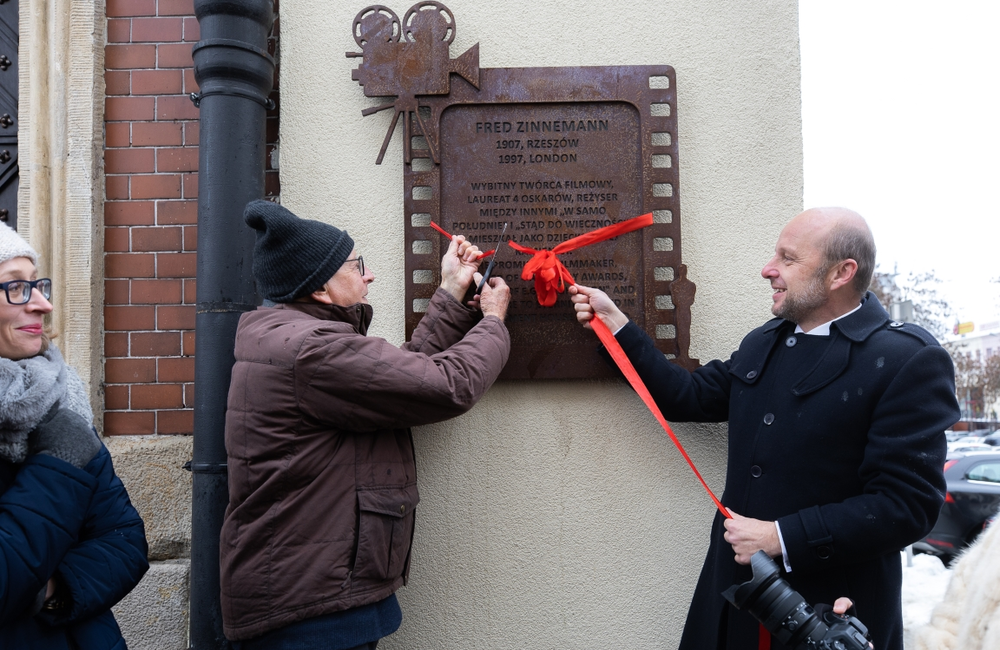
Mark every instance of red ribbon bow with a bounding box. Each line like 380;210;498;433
508;212;654;306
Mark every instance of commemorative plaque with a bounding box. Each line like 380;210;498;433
348;3;699;379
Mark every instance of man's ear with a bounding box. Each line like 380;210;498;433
310;284;334;305
828;259;858;293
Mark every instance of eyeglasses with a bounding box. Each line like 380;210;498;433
345;256;365;276
1;278;52;305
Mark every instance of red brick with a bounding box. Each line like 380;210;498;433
183;173;198;199
183;278;197;304
105;280;130;305
106;176;130;200
105;148;155;174
184;121;199;145
105;305;156;331
157;0;195;15
182;330;195;355
104;411;155;436
104;228;130;252
183;68;199;94
131;332;181;356
105;332;129;357
104;385;130;410
106;122;131;148
106;0;156;17
157;304;195;329
132;69;183;95
106;201;154;226
183;225;198;251
131;383;184;409
106;96;155;121
266;116;279;142
157;200;197;225
132;17;183;42
132;122;182;146
105;70;131;96
131;226;182;252
131;174;182;199
183;383;194;407
265;171;280;196
157;409;194;434
157;95;199;121
105;253;155;278
107;18;131;43
183;17;200;41
157;356;194;382
132;279;183;303
105;358;156;383
105;44;156;69
157;147;198;173
157;253;196;278
157;43;194;68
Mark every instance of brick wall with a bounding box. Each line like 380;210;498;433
103;0;279;435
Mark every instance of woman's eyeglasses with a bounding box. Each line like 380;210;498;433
1;278;52;305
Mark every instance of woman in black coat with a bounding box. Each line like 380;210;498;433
0;223;148;649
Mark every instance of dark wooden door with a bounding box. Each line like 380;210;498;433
0;0;17;230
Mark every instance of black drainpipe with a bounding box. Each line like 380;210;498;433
189;1;274;647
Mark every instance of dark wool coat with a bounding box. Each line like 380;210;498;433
0;445;149;650
611;293;959;650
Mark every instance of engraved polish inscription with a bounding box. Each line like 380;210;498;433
440;102;643;357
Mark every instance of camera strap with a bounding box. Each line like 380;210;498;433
590;314;730;519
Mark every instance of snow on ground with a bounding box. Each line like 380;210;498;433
901;550;953;646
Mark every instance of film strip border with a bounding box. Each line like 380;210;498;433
402;65;689;366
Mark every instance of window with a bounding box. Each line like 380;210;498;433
968;462;1000;483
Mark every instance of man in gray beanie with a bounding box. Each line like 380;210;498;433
221;200;510;650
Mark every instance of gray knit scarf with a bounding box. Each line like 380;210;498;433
0;345;94;464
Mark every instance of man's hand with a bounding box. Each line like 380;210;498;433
568;284;629;332
440;235;483;301
474;272;510;320
723;510;782;565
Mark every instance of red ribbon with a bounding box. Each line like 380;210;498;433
589;314;730;519
429;221;494;258
509;212;654;307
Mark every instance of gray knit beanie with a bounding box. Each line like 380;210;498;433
244;200;355;303
0;223;39;267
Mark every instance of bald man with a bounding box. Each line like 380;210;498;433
571;208;960;650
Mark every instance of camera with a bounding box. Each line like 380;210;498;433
721;551;872;650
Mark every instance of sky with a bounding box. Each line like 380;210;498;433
799;1;1000;328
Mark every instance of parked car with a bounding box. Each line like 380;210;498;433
914;451;1000;566
947;442;994;454
983;430;1000;446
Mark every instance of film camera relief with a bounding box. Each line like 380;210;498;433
349;2;698;379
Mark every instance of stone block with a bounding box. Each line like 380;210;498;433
106;434;192;560
114;559;190;650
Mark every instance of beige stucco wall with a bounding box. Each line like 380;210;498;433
281;1;802;647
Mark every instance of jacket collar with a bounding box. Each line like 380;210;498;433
733;292;889;395
271;300;374;335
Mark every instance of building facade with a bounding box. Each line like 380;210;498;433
12;1;803;647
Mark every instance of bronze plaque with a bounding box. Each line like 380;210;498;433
349;5;697;378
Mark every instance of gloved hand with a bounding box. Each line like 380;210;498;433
29;405;101;469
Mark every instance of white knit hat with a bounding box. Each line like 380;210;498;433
0;223;39;266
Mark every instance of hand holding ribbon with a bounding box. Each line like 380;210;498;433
430;221;495;258
509;212;654;306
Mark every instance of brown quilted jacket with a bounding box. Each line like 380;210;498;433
220;289;509;640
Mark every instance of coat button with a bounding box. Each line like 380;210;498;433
785;336;797;347
399;505;406;514
816;545;832;559
750;465;762;478
763;413;774;425
889;321;903;328
746;370;757;380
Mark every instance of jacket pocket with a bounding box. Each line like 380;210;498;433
353;485;420;582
